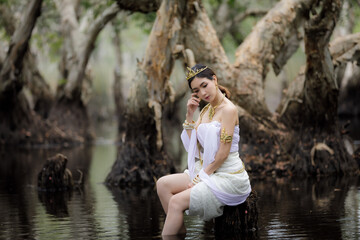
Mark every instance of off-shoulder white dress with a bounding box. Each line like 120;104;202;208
181;121;251;221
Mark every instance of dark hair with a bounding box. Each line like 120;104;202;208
187;64;231;99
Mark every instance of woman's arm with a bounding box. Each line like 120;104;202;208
185;93;200;138
204;104;237;175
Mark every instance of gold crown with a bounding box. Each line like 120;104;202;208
186;66;208;81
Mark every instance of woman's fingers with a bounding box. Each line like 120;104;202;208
186;93;200;115
191;93;200;102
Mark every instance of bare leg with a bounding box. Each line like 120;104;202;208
156;173;190;214
162;188;191;236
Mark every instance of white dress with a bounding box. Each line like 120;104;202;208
181;121;251;221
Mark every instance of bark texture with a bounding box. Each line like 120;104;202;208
330;33;360;117
38;153;74;191
0;0;42;97
273;0;357;176
108;0;358;189
214;190;258;236
0;4;53;118
184;0;313;121
0;0;56;145
181;0;357;177
111;23;127;135
106;0;185;186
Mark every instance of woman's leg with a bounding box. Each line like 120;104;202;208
156;173;190;214
162;188;191;236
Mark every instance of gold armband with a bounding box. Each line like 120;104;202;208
220;128;233;143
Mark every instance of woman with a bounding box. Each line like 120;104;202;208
156;64;251;236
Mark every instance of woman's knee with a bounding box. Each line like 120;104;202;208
168;193;189;212
156;175;169;195
168;195;182;212
156;173;190;197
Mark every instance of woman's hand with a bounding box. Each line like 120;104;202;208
187;182;194;188
186;93;200;118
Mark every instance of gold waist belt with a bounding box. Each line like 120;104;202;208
219;162;245;174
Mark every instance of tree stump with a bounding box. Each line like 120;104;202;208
214;190;258;236
37;153;74;191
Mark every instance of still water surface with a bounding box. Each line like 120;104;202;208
0;122;359;239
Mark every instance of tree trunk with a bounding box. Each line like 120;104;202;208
330;32;360;117
111;22;127;137
49;1;120;144
338;64;360;117
106;0;186;186
214;190;258;236
0;4;54;118
274;0;357;176
116;0;161;13
107;0;358;187
184;0;313;122
23;50;54;118
182;0;357;177
0;0;48;145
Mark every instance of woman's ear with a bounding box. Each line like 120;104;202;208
213;75;218;84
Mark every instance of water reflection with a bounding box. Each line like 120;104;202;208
0;143;359;239
107;186;163;239
341;185;360;239
0;145;92;239
254;176;360;239
37;191;72;218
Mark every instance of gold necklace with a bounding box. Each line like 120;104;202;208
208;93;225;121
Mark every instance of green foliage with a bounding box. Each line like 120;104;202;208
58;78;67;86
80;0;115;18
351;1;360;33
131;12;156;34
33;32;63;62
0;28;10;41
0;0;10;5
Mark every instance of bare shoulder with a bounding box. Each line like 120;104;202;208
223;99;238;116
221;99;238;123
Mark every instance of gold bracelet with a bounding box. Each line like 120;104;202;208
192;174;201;185
183;120;195;130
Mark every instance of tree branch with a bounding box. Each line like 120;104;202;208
0;0;43;96
233;9;269;24
81;3;120;72
116;0;161;13
278;1;356;128
234;0;314;74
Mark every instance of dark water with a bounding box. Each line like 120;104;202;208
0;121;359;239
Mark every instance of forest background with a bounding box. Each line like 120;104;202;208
0;0;359;187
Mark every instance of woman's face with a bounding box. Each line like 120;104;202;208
190;76;217;102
